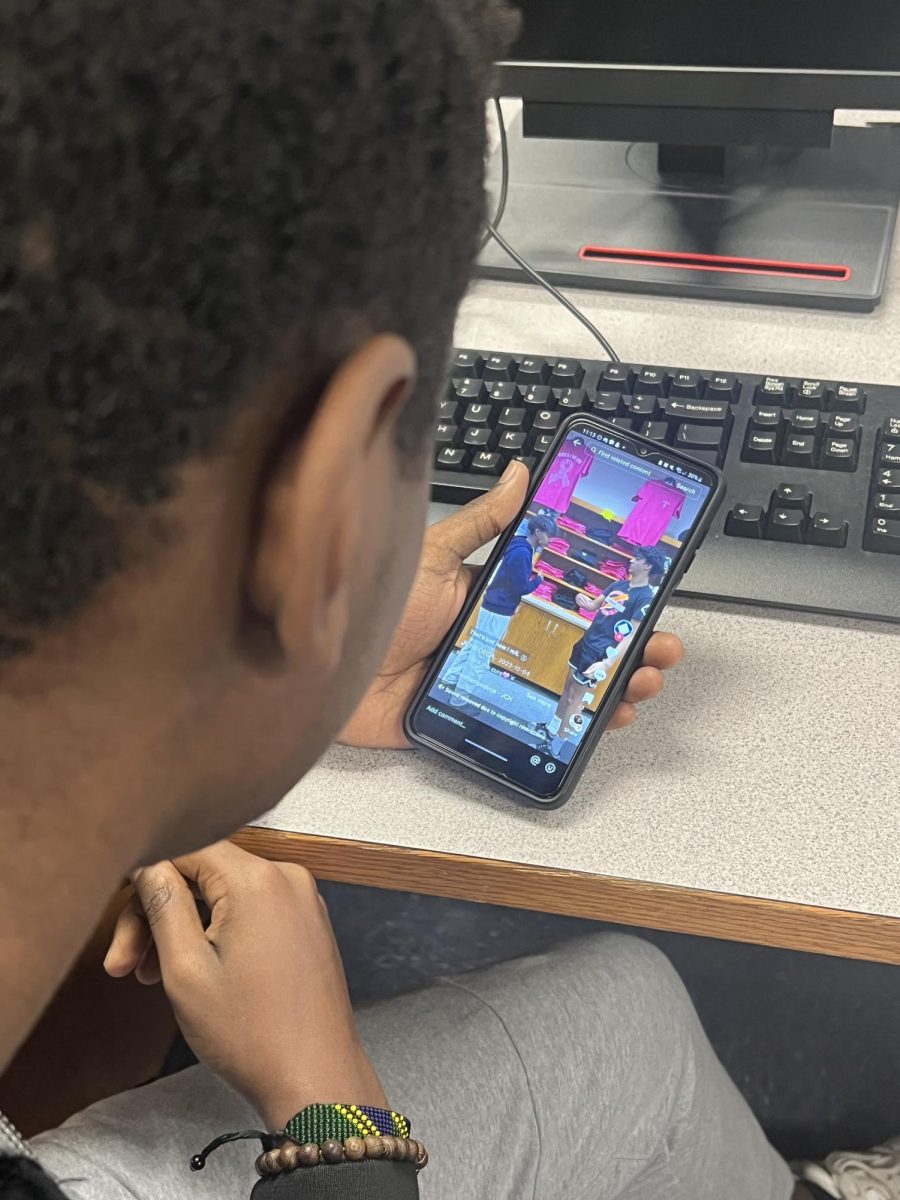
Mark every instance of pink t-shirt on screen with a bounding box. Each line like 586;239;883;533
535;441;593;513
619;480;685;546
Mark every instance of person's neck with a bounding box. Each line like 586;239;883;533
0;696;142;1075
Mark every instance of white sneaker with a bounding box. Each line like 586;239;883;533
798;1135;900;1199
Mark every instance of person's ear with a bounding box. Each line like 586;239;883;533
248;334;416;676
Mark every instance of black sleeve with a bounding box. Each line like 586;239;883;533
0;1156;70;1200
252;1161;419;1200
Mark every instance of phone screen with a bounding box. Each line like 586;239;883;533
407;417;720;801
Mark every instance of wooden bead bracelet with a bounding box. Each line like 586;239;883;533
256;1134;428;1177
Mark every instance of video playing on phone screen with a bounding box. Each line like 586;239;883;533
407;418;718;800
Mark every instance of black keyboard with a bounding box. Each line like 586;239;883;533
432;348;900;623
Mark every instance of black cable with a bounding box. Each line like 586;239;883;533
480;100;620;363
486;221;620;363
480;96;509;250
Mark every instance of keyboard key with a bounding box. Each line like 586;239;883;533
514;357;551;385
521;386;553;411
864;515;900;554
781;434;816;468
872;492;900;513
550;359;585;387
666;398;731;425
591;391;623;416
742;429;779;464
482;353;517;381
626;394;660;419
821;437;858;471
792;379;827;408
725;504;765;538
879;439;900;468
766;508;807;542
470;450;502;475
828;383;867;413
598;364;635;392
788;409;821;434
705;373;741;401
608;416;634;431
553;387;588;413
434;421;459;445
826;412;859;438
451;378;487;402
771;483;812;512
497;406;526;430
450;350;484;378
674;423;726;463
668;370;704;398
463;426;495;450
808;512;849;548
635;367;670;396
486;381;519;405
498;430;528;455
514;455;537;472
882;417;900;440
532;409;561;434
874;468;900;492
438;399;461;423
463;402;494;428
751;406;783;429
435;446;467;471
640;420;670;443
533;433;555;456
755;377;790;404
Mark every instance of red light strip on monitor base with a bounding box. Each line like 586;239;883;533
578;244;851;282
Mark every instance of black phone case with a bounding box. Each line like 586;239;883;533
403;413;725;809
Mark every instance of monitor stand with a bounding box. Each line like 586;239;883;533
476;112;900;312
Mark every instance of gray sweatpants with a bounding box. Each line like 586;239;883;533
33;934;793;1200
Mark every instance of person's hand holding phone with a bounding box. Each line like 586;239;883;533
341;462;684;748
104;842;386;1128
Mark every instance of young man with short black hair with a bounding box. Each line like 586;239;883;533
444;513;554;704
538;547;667;748
0;2;893;1199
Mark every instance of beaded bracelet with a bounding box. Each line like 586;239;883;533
255;1133;428;1176
285;1104;410;1146
190;1104;425;1176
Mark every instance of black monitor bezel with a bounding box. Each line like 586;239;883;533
499;61;900;113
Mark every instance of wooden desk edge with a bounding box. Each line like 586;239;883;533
235;827;900;966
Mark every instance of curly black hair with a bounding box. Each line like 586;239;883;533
634;546;670;579
526;515;557;538
0;0;517;657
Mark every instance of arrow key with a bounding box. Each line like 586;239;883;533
766;508;807;543
808;513;849;548
724;503;765;539
772;483;812;512
874;469;900;492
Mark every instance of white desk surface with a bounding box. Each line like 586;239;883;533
255;208;900;932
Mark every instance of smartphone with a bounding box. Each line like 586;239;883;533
404;413;725;808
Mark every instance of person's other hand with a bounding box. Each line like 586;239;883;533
340;461;684;747
104;842;385;1128
574;591;594;608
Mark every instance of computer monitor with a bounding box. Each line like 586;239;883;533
478;0;900;310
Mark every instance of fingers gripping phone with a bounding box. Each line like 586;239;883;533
404;414;724;808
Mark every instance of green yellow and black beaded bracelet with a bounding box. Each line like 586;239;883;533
285;1104;410;1146
190;1103;427;1176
